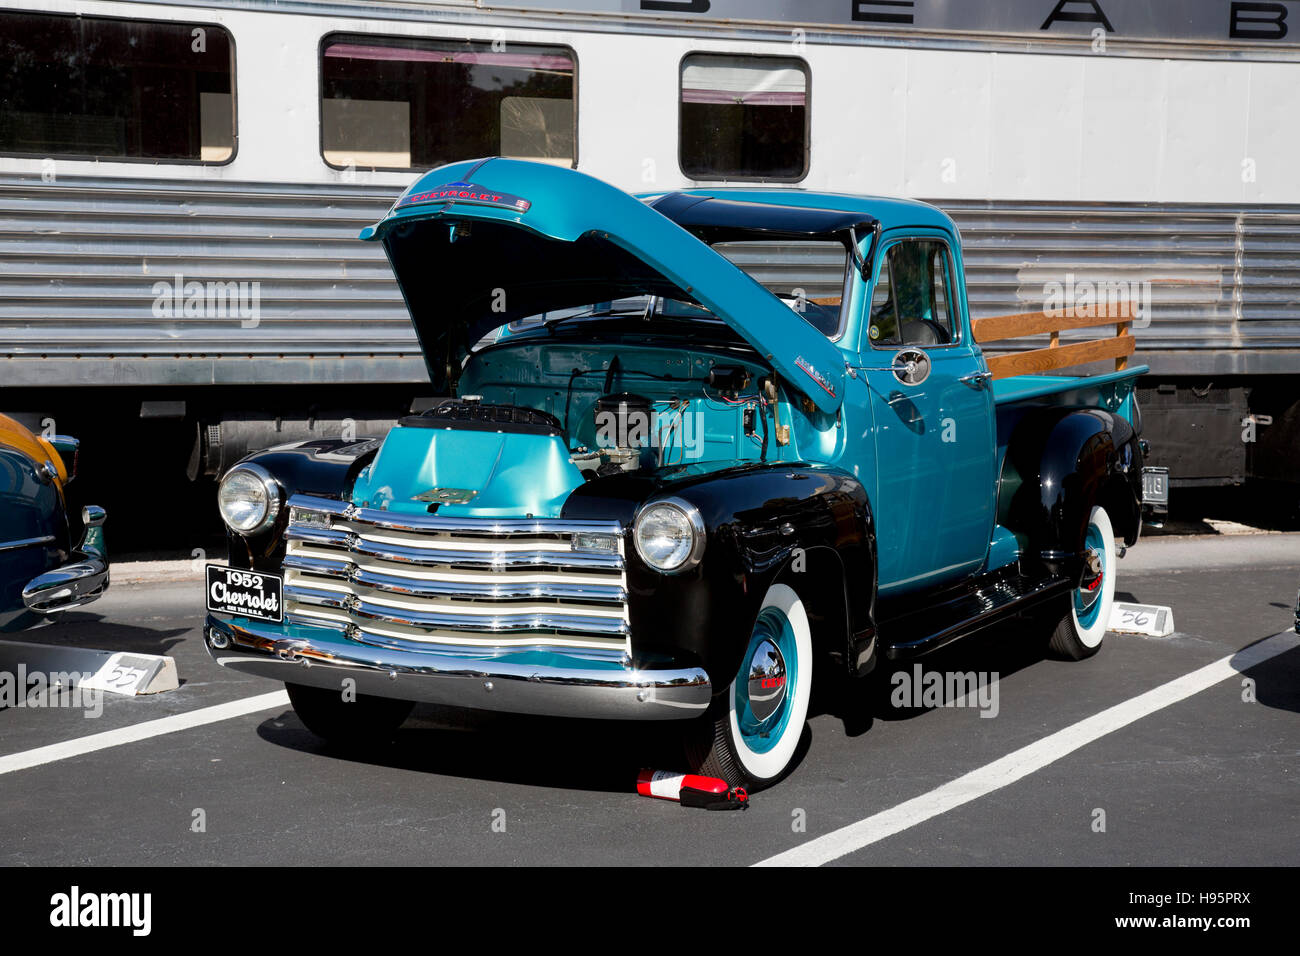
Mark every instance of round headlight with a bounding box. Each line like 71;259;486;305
217;464;281;535
633;498;705;573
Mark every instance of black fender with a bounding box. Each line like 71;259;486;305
1002;407;1143;584
562;461;877;689
222;438;381;571
0;442;73;631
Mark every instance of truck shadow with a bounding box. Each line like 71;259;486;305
251;615;1058;791
825;619;1300;742
254;703;788;795
1232;638;1300;716
822;613;1056;738
251;620;1299;790
2;613;189;659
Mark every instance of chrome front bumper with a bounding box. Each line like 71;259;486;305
22;505;109;614
204;614;712;720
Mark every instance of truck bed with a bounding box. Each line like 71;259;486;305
991;365;1148;407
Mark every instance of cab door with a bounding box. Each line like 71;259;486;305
856;231;996;597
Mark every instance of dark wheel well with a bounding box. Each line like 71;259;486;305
1097;470;1141;547
775;545;850;675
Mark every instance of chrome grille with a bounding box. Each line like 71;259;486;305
282;494;629;654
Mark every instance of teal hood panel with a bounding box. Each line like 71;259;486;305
360;158;845;413
352;423;585;519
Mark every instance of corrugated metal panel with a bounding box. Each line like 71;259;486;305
0;173;416;385
939;200;1300;374
2;174;1298;385
713;240;847;303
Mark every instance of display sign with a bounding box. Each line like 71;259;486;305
1109;603;1176;638
206;565;283;623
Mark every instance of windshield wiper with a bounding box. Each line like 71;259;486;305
543;306;643;331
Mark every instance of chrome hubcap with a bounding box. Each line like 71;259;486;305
1078;546;1104;612
746;638;787;724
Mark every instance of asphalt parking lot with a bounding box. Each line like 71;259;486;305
1;534;1296;867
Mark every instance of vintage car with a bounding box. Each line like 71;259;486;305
0;413;108;631
203;158;1156;789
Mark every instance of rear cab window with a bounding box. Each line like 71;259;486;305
503;239;850;341
711;239;849;337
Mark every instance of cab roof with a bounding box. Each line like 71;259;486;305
644;187;959;237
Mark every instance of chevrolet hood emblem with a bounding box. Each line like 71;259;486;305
412;487;478;505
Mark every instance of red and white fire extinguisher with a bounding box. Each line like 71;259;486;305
636;769;748;810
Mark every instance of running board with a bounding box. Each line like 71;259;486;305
880;573;1072;659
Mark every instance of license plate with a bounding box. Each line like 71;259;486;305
206;565;283;622
1141;466;1169;505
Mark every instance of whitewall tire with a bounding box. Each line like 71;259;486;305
1049;505;1116;660
686;583;813;789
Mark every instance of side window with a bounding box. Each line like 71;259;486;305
867;239;957;348
321;35;576;172
0;11;235;163
679;53;809;181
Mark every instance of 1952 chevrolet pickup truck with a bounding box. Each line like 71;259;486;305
204;158;1157;789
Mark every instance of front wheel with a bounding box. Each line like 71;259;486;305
286;682;414;747
1048;505;1117;660
686;583;813;790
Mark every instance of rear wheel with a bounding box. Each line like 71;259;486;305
686;583;812;790
1048;505;1116;660
286;682;414;746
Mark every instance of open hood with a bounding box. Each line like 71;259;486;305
360;158;846;413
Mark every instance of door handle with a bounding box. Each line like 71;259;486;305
959;370;993;389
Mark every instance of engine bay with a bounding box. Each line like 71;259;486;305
446;340;787;479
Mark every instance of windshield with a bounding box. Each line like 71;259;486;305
506;295;715;331
504;238;850;338
711;239;849;336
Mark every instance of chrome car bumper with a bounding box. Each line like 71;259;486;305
204;614;712;720
21;505;109;614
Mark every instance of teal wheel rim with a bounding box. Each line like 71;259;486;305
734;606;798;754
1074;521;1107;629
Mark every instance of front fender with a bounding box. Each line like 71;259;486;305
0;443;72;631
223;438;381;571
562;462;876;689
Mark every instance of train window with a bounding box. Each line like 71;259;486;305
679;53;809;182
0;12;234;163
321;35;576;171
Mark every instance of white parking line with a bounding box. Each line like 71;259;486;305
755;630;1299;867
0;690;290;777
